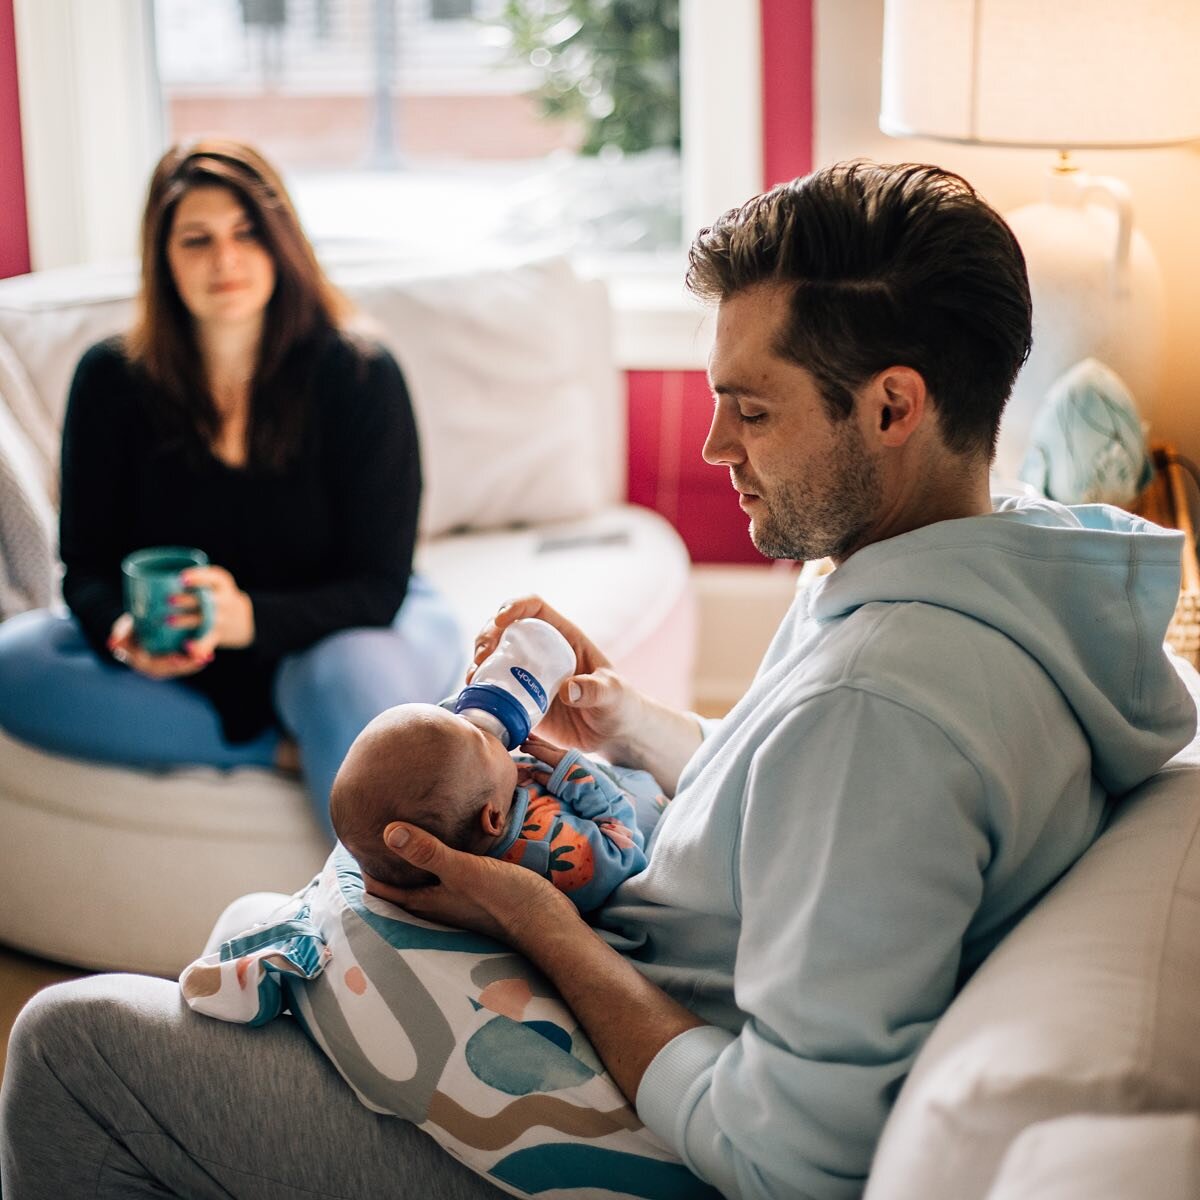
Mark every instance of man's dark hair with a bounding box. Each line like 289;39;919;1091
686;161;1033;459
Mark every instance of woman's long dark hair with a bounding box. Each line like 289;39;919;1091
126;139;353;472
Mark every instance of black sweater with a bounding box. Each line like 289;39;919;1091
59;334;422;741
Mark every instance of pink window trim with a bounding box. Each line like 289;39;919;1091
761;0;815;189
0;0;30;279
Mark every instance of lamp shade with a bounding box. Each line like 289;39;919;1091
881;0;1200;149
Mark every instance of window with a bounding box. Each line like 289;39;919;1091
429;0;476;20
151;0;684;258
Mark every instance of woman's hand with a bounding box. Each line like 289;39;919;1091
365;821;581;953
471;595;641;758
172;565;255;658
107;613;209;679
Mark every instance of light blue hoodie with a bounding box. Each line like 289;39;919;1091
599;498;1196;1200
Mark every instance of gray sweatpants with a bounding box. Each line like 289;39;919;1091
0;973;509;1199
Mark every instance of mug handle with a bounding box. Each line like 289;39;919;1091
191;585;215;641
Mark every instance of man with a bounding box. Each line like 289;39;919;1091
2;162;1193;1199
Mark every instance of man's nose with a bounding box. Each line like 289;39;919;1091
702;405;742;466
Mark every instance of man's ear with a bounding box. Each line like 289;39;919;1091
862;366;927;447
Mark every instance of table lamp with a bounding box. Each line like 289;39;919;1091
879;0;1200;479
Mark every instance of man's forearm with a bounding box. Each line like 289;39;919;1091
606;694;705;798
510;906;706;1103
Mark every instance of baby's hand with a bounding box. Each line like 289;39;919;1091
519;735;570;787
521;734;567;766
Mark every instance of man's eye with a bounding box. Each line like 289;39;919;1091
738;410;766;424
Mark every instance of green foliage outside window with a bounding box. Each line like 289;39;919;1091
496;0;681;155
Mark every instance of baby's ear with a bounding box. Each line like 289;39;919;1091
479;802;507;838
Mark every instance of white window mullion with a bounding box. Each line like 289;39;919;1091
15;0;162;269
680;0;762;238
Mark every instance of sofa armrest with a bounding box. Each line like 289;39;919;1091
865;658;1200;1200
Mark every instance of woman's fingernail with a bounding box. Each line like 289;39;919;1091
567;682;582;703
166;615;179;626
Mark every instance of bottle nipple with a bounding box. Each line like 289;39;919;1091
458;706;511;747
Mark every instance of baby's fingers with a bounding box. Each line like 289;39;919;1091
521;734;567;766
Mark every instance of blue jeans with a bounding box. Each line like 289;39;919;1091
0;577;466;839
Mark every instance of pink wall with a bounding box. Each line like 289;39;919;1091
627;370;772;565
626;0;814;564
761;0;815;189
0;0;29;279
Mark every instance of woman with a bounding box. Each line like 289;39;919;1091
0;140;463;836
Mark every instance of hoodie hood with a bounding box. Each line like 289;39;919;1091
808;496;1196;795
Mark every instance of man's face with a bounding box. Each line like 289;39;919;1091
702;283;884;563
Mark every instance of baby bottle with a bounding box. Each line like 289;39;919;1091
454;618;577;747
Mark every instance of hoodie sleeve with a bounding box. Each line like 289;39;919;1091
636;687;991;1200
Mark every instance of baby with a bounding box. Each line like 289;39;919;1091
180;703;666;1028
331;702;652;912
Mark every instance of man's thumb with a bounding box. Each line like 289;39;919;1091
561;674;607;706
384;822;440;871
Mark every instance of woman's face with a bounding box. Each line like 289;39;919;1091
165;185;276;333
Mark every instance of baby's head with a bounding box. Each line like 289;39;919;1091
330;703;518;889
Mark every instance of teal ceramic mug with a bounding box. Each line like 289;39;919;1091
121;546;215;656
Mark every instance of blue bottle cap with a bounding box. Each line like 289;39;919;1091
454;683;532;748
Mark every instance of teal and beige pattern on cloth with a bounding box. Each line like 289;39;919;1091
181;849;716;1199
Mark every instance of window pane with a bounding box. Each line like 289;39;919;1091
151;0;681;257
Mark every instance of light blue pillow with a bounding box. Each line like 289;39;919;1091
1018;358;1152;507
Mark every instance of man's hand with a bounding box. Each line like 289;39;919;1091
372;818;707;1108
473;595;705;795
366;821;581;953
470;595;645;760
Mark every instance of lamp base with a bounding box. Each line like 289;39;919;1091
995;169;1165;481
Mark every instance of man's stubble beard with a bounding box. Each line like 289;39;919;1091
747;420;884;563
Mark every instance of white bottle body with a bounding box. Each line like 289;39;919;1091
454;618;576;747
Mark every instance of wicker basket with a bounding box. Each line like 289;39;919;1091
1131;443;1200;668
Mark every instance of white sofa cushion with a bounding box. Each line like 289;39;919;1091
417;504;694;708
0;263;141;475
0;254;621;542
343;255;623;538
983;1114;1200;1200
865;658;1200;1200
